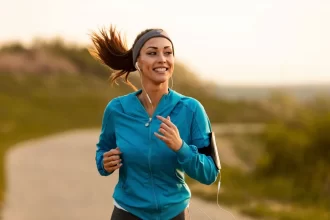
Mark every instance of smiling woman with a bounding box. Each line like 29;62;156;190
88;25;221;220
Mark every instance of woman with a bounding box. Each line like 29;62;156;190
90;25;220;220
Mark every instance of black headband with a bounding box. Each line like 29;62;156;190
132;29;174;66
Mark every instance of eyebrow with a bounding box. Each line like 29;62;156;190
146;46;172;50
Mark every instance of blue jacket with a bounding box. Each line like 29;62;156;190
96;89;220;220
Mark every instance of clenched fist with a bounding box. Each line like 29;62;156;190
103;147;122;173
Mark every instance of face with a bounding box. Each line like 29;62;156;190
136;37;174;86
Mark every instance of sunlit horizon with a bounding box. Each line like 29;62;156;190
1;0;329;86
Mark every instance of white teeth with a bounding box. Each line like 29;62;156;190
154;68;167;72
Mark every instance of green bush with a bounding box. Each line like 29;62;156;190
256;96;330;206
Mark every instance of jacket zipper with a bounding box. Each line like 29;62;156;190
136;97;161;212
147;118;159;213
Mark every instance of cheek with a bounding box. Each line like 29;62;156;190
139;56;153;69
168;59;175;70
168;57;174;66
140;62;153;73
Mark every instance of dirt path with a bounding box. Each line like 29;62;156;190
1;129;253;220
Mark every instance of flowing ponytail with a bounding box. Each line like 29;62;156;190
89;25;170;91
89;25;137;90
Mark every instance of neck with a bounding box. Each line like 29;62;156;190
140;83;169;116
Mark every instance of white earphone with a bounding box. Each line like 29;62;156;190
135;62;141;72
135;62;152;105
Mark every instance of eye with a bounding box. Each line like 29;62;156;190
165;51;173;55
147;52;156;55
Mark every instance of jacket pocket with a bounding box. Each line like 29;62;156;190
157;182;190;209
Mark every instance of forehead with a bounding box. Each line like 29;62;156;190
142;37;173;50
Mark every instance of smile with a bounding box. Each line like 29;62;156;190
153;68;168;73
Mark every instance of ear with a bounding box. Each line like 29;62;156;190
135;62;141;72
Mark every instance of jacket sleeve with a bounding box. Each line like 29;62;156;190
175;100;220;185
95;102;116;176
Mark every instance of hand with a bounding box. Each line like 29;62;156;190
103;147;122;173
154;115;183;152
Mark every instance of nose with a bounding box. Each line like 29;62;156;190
157;53;166;63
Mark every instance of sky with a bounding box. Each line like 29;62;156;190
1;0;329;86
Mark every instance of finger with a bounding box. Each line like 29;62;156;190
104;158;121;167
103;148;121;157
154;132;168;142
105;159;121;167
103;155;120;163
160;122;172;133
103;151;111;157
158;128;167;136
156;115;173;128
110;155;121;160
106;163;122;172
109;148;122;156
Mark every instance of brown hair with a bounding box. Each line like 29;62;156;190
89;25;154;91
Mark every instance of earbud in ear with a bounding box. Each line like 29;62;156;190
135;62;141;72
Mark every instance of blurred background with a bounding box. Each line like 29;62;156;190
1;0;330;219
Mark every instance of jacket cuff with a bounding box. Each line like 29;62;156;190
176;141;195;163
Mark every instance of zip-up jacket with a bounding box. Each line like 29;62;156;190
96;89;220;220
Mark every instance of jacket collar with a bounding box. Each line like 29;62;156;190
119;88;183;118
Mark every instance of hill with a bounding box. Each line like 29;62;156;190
217;84;330;100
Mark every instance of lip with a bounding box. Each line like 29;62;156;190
153;67;169;70
153;66;168;68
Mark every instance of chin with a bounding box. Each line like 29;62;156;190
153;79;168;85
152;74;171;84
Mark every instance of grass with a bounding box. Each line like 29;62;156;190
0;73;131;205
187;170;330;220
185;136;330;220
240;204;330;220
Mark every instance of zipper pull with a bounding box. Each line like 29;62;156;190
145;117;152;127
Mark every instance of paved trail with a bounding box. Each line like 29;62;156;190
1;129;253;220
